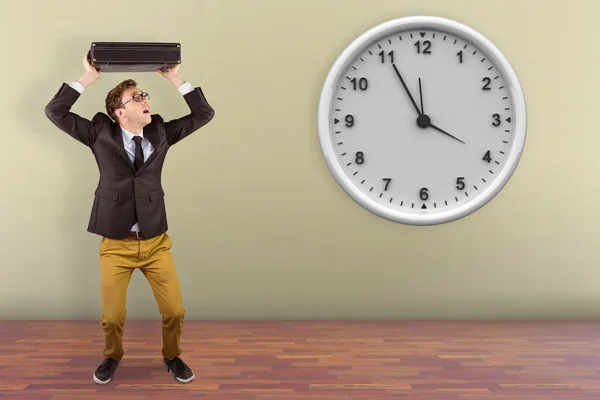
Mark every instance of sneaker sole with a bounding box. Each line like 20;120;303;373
93;373;112;385
175;372;195;383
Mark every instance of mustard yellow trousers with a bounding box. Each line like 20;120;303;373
98;233;185;361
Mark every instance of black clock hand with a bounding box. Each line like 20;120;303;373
429;123;465;144
392;63;422;115
415;76;465;145
418;77;424;114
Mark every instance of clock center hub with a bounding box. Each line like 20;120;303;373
416;114;431;129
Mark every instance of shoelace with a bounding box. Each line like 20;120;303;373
166;357;187;375
98;358;117;373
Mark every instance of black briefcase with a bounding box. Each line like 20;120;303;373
89;42;181;72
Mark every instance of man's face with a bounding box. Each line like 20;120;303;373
118;87;151;127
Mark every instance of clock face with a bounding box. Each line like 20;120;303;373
318;16;527;225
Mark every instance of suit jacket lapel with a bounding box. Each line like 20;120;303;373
112;123;135;172
136;124;159;173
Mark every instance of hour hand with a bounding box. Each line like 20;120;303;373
429;123;465;144
392;63;422;115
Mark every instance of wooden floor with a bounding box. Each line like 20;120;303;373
1;321;600;399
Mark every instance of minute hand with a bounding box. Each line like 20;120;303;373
429;123;465;144
392;63;422;115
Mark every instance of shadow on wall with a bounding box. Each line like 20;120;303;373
25;37;108;320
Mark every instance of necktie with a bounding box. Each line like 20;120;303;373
132;136;144;226
133;136;144;171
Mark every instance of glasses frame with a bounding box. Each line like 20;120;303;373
116;92;150;109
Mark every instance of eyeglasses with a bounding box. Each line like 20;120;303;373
117;92;150;108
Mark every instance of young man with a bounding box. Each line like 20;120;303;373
44;51;215;385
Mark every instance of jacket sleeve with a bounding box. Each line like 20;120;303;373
44;83;105;147
163;86;215;146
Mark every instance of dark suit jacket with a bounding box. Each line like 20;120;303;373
44;83;215;239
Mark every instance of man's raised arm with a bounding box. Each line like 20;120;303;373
44;50;104;147
157;65;215;146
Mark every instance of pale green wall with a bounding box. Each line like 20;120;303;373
1;0;598;320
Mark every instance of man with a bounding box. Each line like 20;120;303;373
44;51;215;385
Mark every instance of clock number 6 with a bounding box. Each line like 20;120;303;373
420;187;428;200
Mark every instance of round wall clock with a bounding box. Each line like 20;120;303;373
318;16;527;225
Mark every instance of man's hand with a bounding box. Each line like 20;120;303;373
77;50;100;89
158;64;185;88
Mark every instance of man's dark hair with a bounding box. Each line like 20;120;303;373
105;79;137;121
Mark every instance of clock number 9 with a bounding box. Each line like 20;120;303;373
345;114;354;127
355;151;364;164
351;77;368;90
420;187;429;200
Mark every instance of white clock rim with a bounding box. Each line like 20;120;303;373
317;15;527;226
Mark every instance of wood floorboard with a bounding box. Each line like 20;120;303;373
1;320;600;399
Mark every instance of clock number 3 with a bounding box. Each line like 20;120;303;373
492;113;501;126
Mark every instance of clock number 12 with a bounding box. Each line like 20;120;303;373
415;40;432;54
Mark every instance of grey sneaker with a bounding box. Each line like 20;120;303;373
93;357;119;384
164;357;195;383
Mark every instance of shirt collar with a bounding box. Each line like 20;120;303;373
121;126;144;144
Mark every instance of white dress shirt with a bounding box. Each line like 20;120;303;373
69;80;195;233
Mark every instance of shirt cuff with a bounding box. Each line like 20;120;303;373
178;81;194;95
70;81;85;94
